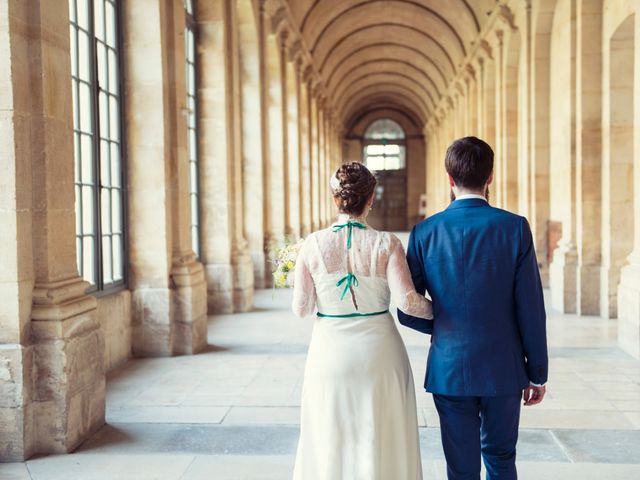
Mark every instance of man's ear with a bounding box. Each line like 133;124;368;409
487;172;494;186
447;174;456;187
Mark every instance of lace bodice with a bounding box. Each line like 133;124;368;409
292;214;433;319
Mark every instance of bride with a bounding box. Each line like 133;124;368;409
292;162;433;479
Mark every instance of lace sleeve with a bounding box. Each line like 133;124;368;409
292;237;317;318
387;234;433;319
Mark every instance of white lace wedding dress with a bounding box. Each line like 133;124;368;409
292;214;433;480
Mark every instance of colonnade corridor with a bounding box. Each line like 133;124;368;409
2;287;639;479
3;0;640;476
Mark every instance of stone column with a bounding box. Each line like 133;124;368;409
285;50;301;239
298;65;312;237
198;0;253;313
549;1;579;314
265;30;285;282
257;0;274;287
237;0;265;288
494;30;506;210
317;103;326;227
124;0;206;355
574;0;602;315
529;2;552;286
0;0;105;460
278;30;292;238
309;84;320;231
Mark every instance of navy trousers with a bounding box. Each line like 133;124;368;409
433;394;522;480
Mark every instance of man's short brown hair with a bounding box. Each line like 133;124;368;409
444;136;494;190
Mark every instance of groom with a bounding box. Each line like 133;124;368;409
398;136;548;480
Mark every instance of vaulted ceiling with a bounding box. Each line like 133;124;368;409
285;0;496;127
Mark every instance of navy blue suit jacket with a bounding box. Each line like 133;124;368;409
398;198;548;396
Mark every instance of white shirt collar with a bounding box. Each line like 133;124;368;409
455;194;487;202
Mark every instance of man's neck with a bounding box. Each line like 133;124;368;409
452;187;486;199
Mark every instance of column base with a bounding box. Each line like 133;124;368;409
30;277;105;456
549;243;578;313
577;264;600;316
204;263;234;314
232;251;254;313
0;344;34;461
600;265;621;319
171;252;208;355
539;263;550;289
618;263;640;359
132;253;207;356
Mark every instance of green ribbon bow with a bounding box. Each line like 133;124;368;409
336;272;359;301
332;221;366;249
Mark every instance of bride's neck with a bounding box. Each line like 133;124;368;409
336;212;368;224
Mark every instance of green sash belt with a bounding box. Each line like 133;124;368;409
317;309;389;318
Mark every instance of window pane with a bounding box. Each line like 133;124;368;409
81;134;94;183
365;144;384;155
69;25;78;75
78;30;91;81
384;144;400;155
386;155;401;170
105;1;116;48
364;118;405;140
110;145;120;187
81;186;94;234
69;0;77;23
108;49;118;93
77;0;90;30
109;95;119;141
366;156;384;171
96;43;107;87
82;236;95;283
102;235;112;283
79;82;93;132
101;188;111;232
94;0;105;42
112;190;122;233
112;234;123;281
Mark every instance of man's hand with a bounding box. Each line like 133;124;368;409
523;384;546;406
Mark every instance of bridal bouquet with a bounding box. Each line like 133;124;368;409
271;237;304;288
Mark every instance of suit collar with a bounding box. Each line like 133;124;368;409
446;198;489;210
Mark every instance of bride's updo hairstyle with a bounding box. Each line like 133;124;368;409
331;162;377;216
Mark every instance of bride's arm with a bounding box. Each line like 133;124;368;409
387;234;433;320
292;239;317;318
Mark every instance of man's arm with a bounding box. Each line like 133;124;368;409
397;225;434;334
515;218;548;387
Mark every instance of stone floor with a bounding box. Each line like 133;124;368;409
3;287;640;479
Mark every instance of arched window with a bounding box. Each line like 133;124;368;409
69;0;126;292
185;0;201;258
363;119;406;171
